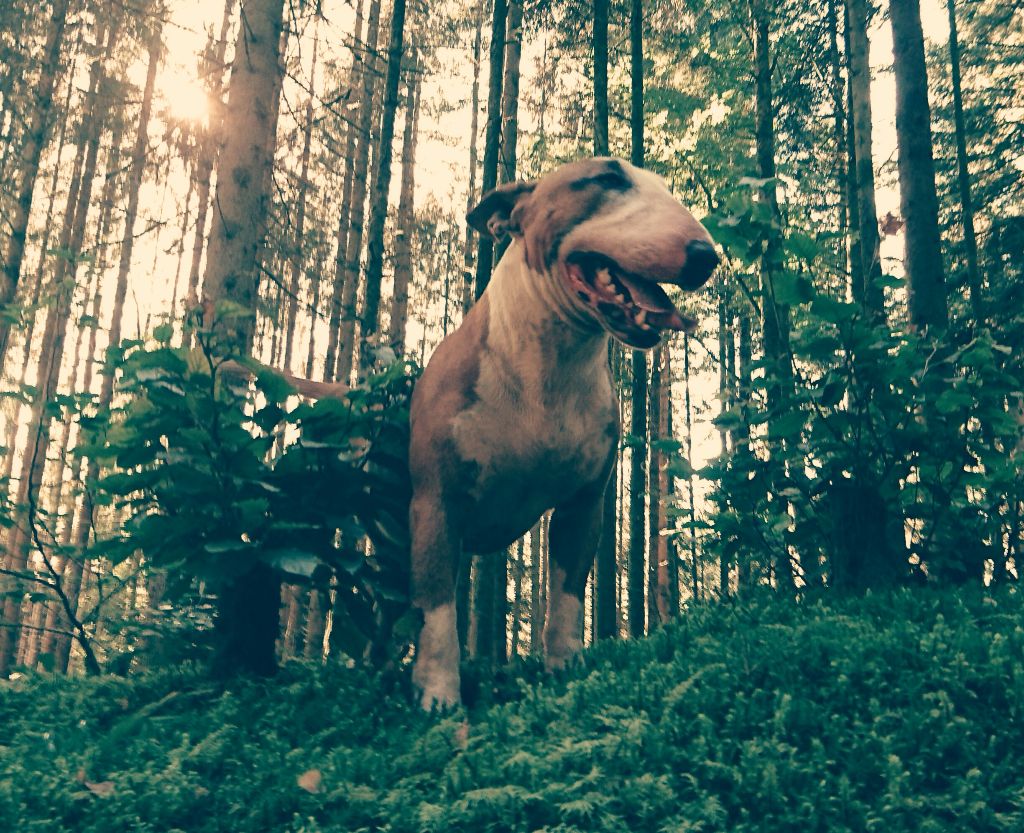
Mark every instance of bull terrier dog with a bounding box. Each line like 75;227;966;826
409;156;718;708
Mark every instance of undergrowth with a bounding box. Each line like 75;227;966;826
2;588;1023;832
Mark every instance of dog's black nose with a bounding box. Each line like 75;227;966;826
680;240;719;288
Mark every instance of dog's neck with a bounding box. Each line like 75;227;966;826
483;241;610;396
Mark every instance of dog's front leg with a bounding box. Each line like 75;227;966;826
544;481;607;668
410;493;463;709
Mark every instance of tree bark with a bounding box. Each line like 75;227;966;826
594;0;609;156
826;0;851;287
529;520;543;651
201;0;287;677
753;9;796;592
626;0;648;638
0;19;118;676
185;0;235;307
361;0;408;343
890;0;947;331
473;0;508;300
888;0;947;331
323;0;367;378
945;0;981;323
282;25;320;372
389;58;420;352
846;0;884;315
0;0;70;362
461;3;485;314
336;0;384;382
593;0;618;642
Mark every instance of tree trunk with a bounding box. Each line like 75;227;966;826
185;0;235;307
626;0;647;639
282;25;320;372
846;0;884;315
323;0;366;378
890;0;947;331
461;3;485;314
0;19;118;676
0;0;70;362
337;0;384;382
945;0;981;323
593;0;618;642
201;0;287;677
826;0;851;287
498;0;523;189
648;345;663;624
594;0;609;156
753;9;796;593
529;520;543;651
303;589;327;661
389;60;420;353
473;0;508;300
361;0;408;344
509;539;524;657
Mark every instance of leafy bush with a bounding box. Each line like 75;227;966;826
77;316;418;667
2;588;1022;832
689;183;1023;589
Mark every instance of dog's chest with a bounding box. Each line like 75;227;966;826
451;348;616;503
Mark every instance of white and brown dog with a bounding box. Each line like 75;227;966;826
409;157;718;708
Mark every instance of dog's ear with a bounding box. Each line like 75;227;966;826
467;180;536;240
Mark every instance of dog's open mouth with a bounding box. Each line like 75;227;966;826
564;253;698;349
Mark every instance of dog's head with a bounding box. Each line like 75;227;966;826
468;157;718;349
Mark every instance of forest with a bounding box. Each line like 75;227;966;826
1;0;1023;829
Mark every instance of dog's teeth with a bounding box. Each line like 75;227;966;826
596;269;612;286
614;293;625;303
635;309;647;325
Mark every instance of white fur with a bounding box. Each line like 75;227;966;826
412;603;461;709
452;248;613;498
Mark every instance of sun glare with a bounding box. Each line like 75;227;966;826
159;66;209;126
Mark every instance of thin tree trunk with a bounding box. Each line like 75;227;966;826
337;0;384;382
945;0;981;323
594;0;609;156
627;0;647;639
593;0;617;642
683;332;699;600
753;9;796;593
0;0;70;362
498;0;523;189
282;25;320;372
473;0;508;300
185;0;235;306
389;61;420;352
890;0;947;331
509;538;524;657
303;589;326;661
846;0;884;315
323;0;366;379
462;3;485;314
826;0;851;287
842;7;864;302
529;520;542;651
0;20;118;676
717;298;730;596
648;345;663;624
361;0;408;344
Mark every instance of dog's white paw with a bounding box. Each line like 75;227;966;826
413;602;461;710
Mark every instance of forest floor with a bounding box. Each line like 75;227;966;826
2;588;1023;833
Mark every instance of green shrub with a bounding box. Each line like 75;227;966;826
2;588;1022;832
